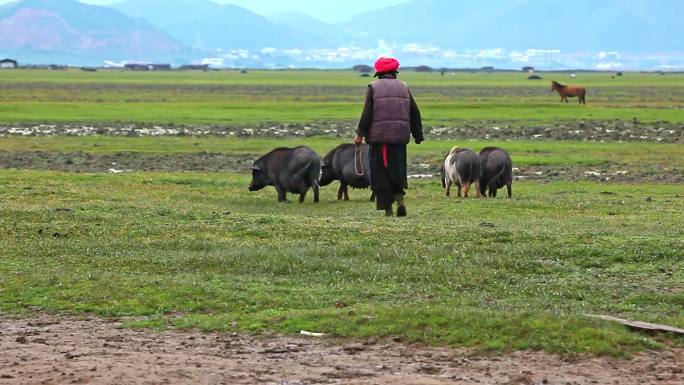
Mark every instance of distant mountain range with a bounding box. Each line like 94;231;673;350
345;0;684;52
0;0;186;64
112;0;328;50
346;0;528;49
0;0;682;68
269;12;351;47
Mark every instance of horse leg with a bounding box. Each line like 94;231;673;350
369;190;376;202
474;181;481;198
457;183;462;198
506;183;512;199
343;185;350;201
463;182;471;198
337;184;345;201
446;179;452;197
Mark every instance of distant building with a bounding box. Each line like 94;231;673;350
352;64;373;73
480;66;495;72
414;65;434;73
0;58;18;69
179;64;209;71
125;63;171;71
149;64;171;71
125;63;149;71
522;66;535;73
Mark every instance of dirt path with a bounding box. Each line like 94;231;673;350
1;315;682;385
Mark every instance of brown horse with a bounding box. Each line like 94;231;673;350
551;81;586;105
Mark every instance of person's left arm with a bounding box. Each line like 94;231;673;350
409;90;424;144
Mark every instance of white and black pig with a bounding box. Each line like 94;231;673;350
442;146;481;198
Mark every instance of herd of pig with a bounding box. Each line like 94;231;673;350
248;144;513;203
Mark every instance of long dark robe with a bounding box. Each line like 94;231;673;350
356;74;423;211
369;144;408;210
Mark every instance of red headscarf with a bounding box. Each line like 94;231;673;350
374;57;400;75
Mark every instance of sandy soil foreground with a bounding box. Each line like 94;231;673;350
0;315;682;385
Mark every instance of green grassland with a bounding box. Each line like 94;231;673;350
1;69;683;357
1;70;683;125
3;69;684;87
1;170;682;356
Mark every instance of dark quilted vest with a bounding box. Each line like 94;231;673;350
368;79;411;144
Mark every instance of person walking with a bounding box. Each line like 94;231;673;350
355;57;424;217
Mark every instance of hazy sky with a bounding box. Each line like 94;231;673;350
0;0;409;22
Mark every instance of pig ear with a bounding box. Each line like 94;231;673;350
251;165;261;171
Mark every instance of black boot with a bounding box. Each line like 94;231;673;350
385;206;394;217
394;194;407;217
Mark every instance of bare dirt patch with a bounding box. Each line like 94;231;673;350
1;151;682;183
0;151;256;174
0;315;682;385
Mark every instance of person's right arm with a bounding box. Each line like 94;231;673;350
355;86;374;144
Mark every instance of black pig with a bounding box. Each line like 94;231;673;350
479;147;513;198
249;146;321;203
320;144;375;201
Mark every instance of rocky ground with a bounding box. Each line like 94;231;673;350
1;120;682;143
1;315;683;385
